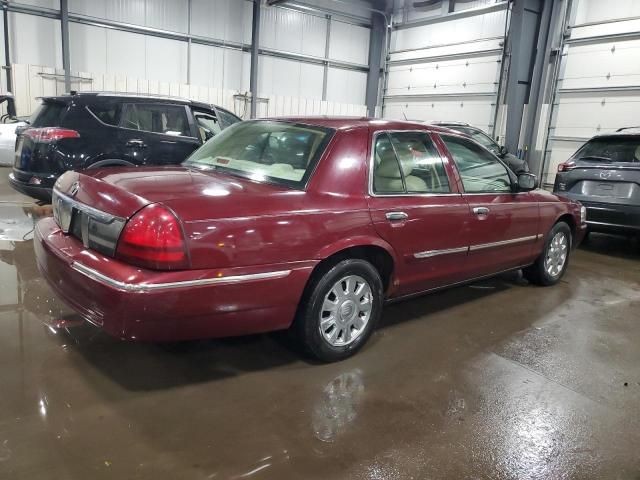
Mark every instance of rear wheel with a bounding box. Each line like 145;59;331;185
293;258;383;362
524;222;572;286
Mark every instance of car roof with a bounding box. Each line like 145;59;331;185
591;130;640;139
259;116;455;133
38;91;229;112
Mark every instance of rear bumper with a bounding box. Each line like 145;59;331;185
9;171;54;202
581;201;640;233
35;217;316;341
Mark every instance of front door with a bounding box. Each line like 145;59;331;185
119;103;201;166
367;130;472;296
438;133;539;277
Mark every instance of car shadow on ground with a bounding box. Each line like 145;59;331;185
50;271;533;392
578;232;640;260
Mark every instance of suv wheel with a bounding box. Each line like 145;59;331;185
294;258;383;362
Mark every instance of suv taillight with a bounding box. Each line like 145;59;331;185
116;204;189;270
23;127;80;143
557;161;576;172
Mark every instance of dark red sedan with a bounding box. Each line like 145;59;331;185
35;118;586;361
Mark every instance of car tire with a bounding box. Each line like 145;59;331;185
293;258;383;362
523;222;572;286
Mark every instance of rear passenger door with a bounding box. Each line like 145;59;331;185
119;103;201;165
438;134;539;277
367;130;472;296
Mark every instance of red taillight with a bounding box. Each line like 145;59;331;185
23;127;80;143
557;161;576;172
116;204;188;270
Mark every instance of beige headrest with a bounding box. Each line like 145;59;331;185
635;145;640;160
376;148;403;178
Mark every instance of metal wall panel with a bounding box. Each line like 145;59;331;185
328;20;370;65
190;0;252;44
541;0;640;186
326;67;367;104
69;22;107;74
260;6;327;58
8;13;63;69
259;56;324;99
15;0;59;8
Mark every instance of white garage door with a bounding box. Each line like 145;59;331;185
543;0;640;186
383;3;508;135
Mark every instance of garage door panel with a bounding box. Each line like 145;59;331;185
543;0;640;186
384;97;494;130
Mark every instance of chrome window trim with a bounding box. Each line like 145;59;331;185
367;129;456;198
53;188;126;225
414;246;469;259
70;261;291;292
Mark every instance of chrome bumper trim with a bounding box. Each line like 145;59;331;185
71;262;292;292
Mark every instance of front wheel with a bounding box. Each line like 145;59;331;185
293;258;384;362
523;222;572;286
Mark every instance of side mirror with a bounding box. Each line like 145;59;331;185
517;173;537;191
499;145;508;157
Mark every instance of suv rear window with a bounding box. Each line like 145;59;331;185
572;136;640;163
87;103;121;126
122;103;191;137
29;102;68;127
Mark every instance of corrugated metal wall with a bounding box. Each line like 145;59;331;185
1;0;371;117
542;0;640;186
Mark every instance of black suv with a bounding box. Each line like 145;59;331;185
9;92;241;201
554;128;640;237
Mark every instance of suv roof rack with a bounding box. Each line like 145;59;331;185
431;121;471;126
616;126;640;132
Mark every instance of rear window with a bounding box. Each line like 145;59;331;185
572;136;640;163
29;102;68;127
87;103;121;126
183;120;334;189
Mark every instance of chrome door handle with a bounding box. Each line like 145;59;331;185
386;211;408;221
473;207;490;215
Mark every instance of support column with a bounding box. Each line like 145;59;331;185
365;12;384;117
60;0;71;92
249;0;261;119
322;14;331;101
503;0;543;155
3;4;12;94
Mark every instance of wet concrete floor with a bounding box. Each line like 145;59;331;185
0;167;639;479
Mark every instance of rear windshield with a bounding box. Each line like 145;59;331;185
29;101;68;127
572;136;640;163
183;120;334;189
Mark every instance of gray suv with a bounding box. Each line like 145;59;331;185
553;128;640;237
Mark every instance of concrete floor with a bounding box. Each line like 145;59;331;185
0;167;639;480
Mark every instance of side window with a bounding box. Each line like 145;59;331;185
122;104;191;137
372;131;450;194
193;110;222;142
216;109;241;128
87;103;121;126
373;134;404;194
441;134;512;193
